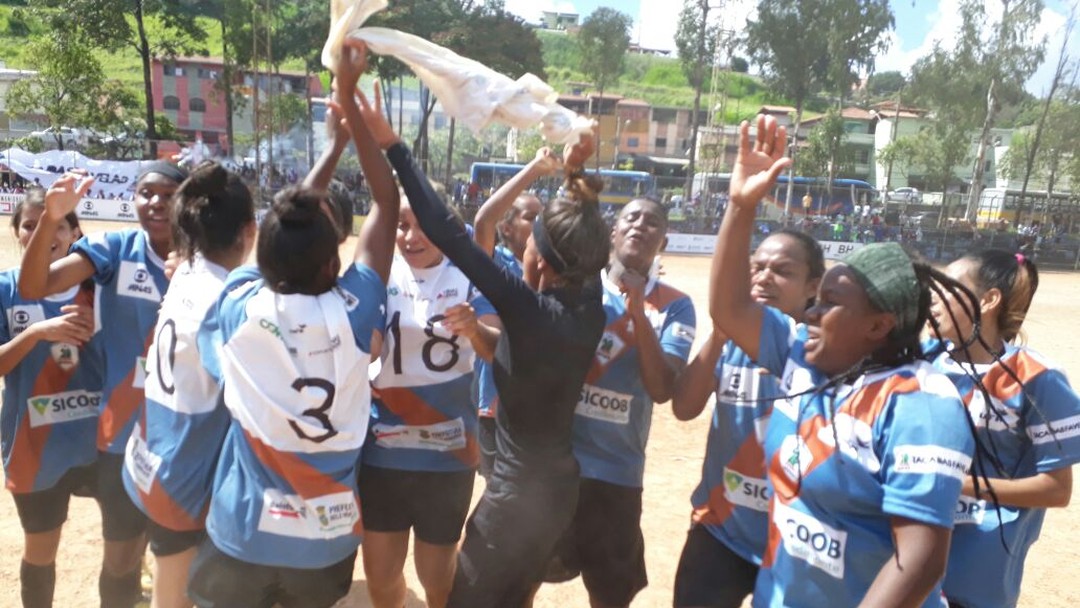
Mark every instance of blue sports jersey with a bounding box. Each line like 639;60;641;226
935;346;1080;608
571;271;695;488
475;245;521;418
366;256;494;472
0;269;102;493
690;336;780;565
752;308;973;608
200;264;384;569
72;229;167;454
122;255;232;531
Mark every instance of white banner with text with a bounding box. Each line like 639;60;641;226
665;233;865;260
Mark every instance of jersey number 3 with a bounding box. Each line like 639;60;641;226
288;378;338;443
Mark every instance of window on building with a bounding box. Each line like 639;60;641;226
855;148;870;165
197;68;219;80
652;108;676;123
164;65;185;77
627;137;639;148
189;98;207;112
163;96;181;111
655;137;668;149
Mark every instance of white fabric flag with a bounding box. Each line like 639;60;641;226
320;0;594;145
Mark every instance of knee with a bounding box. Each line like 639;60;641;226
102;538;146;575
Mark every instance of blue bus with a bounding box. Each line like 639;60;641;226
692;173;877;217
469;162;655;206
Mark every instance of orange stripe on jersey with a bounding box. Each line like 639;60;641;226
585;314;634;383
692;431;767;526
142;476;205;531
242;428;363;536
647;282;689;311
5;357;74;493
375;386;479;467
97;331;153;451
981;350;1050;402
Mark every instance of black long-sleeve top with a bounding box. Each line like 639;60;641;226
387;143;605;482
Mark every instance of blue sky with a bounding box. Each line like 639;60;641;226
504;0;1080;94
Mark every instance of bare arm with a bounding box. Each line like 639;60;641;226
473;148;560;255
710;116;791;361
302;102;350;192
858;518;951;608
622;271;681;403
964;466;1072;509
19;174;96;299
333;42;399;283
0;304;94;376
672;327;726;421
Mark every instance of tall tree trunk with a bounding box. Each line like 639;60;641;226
445;117;456;194
221;12;234;159
134;3;157;159
966;78;997;223
595;85;604;170
684;0;710;201
783;101;804;224
884;91;902;191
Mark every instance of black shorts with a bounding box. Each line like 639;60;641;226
673;524;759;608
544;478;648;606
147;519;204;557
448;474;579;608
477;417;497;479
95;452;148;542
356;465;474;545
187;539;356;608
11;463;96;534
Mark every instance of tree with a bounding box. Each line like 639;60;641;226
746;0;892;218
675;0;720;199
31;0;210;158
730;56;749;73
866;71;906;98
6;34;137;151
795;109;855;199
577;7;632;166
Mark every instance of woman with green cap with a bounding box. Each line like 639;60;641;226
709;114;977;608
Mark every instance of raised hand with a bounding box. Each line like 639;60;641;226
441;303;479;340
356;80;400;150
44;172;94;223
729;114;791;209
563;133;595;170
532;147;563;175
333;38;368;95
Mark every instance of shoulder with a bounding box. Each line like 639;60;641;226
652;281;693;310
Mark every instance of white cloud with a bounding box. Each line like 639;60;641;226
504;0;579;24
633;0;757;54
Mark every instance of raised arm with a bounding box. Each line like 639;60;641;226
710;115;790;361
0;304;93;376
302;99;350;193
333;41;399;283
473;148;560;255
19;174;96;299
672;326;726;421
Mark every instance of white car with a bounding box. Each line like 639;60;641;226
886;187;922;204
30;126;84;149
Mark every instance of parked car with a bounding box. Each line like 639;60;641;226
30;126;85;149
886;187;922;204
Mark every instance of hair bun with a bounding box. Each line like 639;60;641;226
272;187;324;226
182;161;229;201
564;171;604;211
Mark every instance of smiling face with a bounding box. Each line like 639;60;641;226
134;173;180;255
750;233;820;320
396;200;443;269
16;204;78;263
612;199;667;274
804;265;895;376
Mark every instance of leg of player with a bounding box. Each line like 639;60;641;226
360;531;411;608
414;539;459;608
21;528;62;608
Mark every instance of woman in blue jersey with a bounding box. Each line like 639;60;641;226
672;228;824;608
1;191;97;608
122;162;255;608
539;196;696;608
359;192;499;608
927;249;1079;608
185;43;398;608
21;162;188;608
470;148;555;478
711;114;979;608
351;41;611;606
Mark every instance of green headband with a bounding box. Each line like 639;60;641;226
844;243;920;336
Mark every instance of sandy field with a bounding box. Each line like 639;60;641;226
0;220;1076;607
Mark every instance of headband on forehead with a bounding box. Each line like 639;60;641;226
532;218;567;274
137;161;188;185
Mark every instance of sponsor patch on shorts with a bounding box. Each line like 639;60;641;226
891;445;971;480
257;489;359;539
372;418;467;451
576;384;633;425
1028;414;1080;445
774;501;847;578
26;389;101;428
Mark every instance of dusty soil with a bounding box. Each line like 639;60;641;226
0;223;1075;607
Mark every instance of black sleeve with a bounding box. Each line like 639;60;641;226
385;142;540;324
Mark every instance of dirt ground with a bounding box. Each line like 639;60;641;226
0;221;1076;607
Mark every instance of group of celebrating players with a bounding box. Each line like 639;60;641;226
1;39;1077;608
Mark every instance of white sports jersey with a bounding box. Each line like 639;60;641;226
201;264;385;569
122;255;231;530
367;255;493;471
